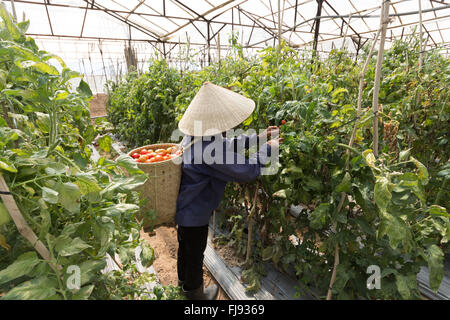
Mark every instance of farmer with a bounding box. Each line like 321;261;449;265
175;82;282;300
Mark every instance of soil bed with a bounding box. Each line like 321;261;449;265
140;226;230;300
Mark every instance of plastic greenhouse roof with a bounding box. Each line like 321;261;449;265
3;0;449;92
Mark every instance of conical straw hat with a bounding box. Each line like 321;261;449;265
178;82;255;137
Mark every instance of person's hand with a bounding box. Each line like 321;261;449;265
259;126;280;140
266;137;284;149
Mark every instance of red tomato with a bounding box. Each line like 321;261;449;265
140;149;149;155
135;159;140;162
281;120;286;125
154;154;163;161
147;152;156;158
163;155;170;161
139;155;149;162
131;153;140;159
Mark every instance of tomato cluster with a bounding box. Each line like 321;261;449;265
130;146;182;163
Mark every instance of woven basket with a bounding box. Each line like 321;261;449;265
128;143;182;228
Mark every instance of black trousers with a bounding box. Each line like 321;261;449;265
177;225;209;291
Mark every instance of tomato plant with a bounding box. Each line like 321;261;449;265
107;35;449;299
0;6;179;300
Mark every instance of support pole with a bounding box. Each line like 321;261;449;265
418;0;424;69
372;0;390;158
217;32;221;66
0;175;58;273
341;14;353;51
245;183;259;263
278;0;282;50
313;0;324;57
207;20;211;65
326;30;382;301
9;0;17;21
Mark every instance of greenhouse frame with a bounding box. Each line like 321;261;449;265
0;0;449;304
2;0;450;91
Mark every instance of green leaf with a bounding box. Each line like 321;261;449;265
35;112;50;133
77;79;92;97
54;90;69;101
75;173;101;202
57;182;81;214
272;189;287;199
362;149;376;168
309;203;330;230
0;3;23;41
374;177;392;211
97;135;112;153
55;236;91;257
425;245;444;292
80;260;106;286
0;159;17;173
395;274;417;300
378;212;412;251
354;186;378;220
398;148;411;161
140;242;155;268
428;205;450;218
0;252;40;285
100;174;147;195
336;172;352;193
411;157;429;185
331;87;348;98
72;285;95;300
42;187;58;204
20;60;59;75
1;277;57;300
333;264;350;292
115;154;144;175
398;173;425;203
304;176;322;191
102;203;139;218
44;162;67;175
262;246;274;261
61;222;84;237
79;260;106;286
17;20;30;33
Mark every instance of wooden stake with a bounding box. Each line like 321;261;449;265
340;14;353;51
0;175;58;272
245;183;259;263
415;0;424;113
278;0;282;50
372;0;391;158
9;0;18;22
326;30;382;301
418;0;424;70
217;32;221;66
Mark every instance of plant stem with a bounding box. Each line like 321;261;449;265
12;174;61;188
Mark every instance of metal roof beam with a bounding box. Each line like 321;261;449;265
80;0;161;40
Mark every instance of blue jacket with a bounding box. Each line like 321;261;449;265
175;133;271;227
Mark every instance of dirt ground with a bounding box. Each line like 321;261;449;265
140;226;229;300
89;93;108;118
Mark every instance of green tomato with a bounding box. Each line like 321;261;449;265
0;202;11;226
